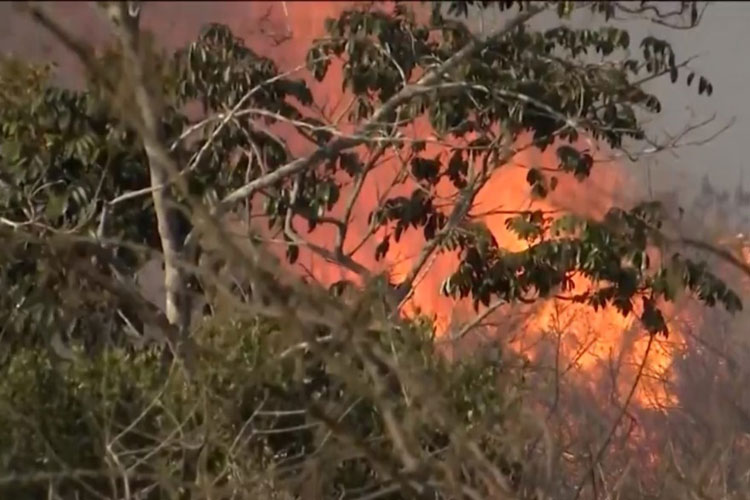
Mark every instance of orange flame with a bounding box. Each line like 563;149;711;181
238;1;695;412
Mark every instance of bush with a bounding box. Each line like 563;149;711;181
0;313;544;499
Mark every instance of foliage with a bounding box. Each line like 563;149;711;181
0;56;156;348
301;0;738;336
0;314;541;499
443;202;741;334
0;0;741;498
0;1;736;344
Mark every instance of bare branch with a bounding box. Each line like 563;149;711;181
219;3;547;209
449;300;505;341
336;144;388;257
574;333;655;500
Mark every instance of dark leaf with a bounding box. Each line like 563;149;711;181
286;244;300;264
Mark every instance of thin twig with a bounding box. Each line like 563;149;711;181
219;4;547;209
574;333;655;500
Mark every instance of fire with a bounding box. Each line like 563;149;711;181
9;0;747;490
230;1;698;412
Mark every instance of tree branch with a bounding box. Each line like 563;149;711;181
450;300;505;341
101;1;192;337
218;3;547;210
573;333;655;500
283;176;372;277
336;144;388;257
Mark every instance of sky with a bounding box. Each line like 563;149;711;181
474;2;750;204
590;3;750;203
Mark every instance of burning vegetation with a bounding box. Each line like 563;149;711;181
1;1;749;499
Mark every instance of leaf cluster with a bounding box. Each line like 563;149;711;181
442;202;741;335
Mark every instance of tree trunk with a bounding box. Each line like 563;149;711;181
103;1;191;338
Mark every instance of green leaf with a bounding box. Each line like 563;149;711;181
1;140;21;161
45;193;67;220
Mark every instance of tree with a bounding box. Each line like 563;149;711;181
0;1;742;498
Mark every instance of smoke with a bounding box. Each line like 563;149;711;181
8;2;750;492
3;2;746;193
